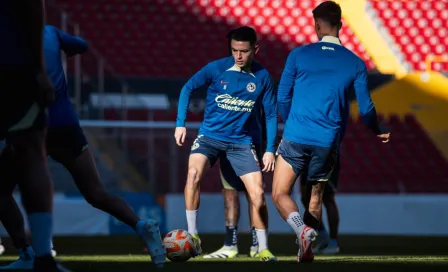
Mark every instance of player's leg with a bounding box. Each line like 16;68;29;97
245;191;259;257
0;146;35;270
46;125;165;267
204;157;241;259
306;146;337;228
228;144;275;261
272;140;317;262
300;145;338;260
185;135;221;255
320;158;340;254
300;172;330;254
245;142;266;258
6;115;57;266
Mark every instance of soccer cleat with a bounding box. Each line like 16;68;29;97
203;245;238;259
297;226;318;263
312;229;330;254
249;245;259;258
137;219;167;268
0;248;34;270
320;240;340;255
0;244;4;255
191;234;202;256
258;249;277;262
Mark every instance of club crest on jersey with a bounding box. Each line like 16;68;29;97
246;82;256;93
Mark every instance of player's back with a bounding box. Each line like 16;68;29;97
44;26;68;103
43;25;87;126
280;37;363;148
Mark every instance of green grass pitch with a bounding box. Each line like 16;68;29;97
0;235;447;271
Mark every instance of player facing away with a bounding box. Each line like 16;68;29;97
272;1;391;263
0;1;66;271
175;26;278;261
203;29;268;259
0;25;166;270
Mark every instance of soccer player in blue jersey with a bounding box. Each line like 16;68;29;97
272;1;390;263
175;26;278;261
204;30;267;259
0;25;166;270
0;1;63;271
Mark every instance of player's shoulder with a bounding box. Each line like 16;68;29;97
251;60;271;79
44;24;59;33
207;56;235;70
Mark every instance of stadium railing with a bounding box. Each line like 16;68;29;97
79;120;284;194
46;0;141;120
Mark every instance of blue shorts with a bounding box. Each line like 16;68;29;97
300;156;340;194
190;135;260;177
46;125;89;164
277;138;338;184
220;143;264;191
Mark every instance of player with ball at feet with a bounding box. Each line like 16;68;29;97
174;26;278;261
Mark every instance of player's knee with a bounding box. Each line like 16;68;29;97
223;189;238;202
271;189;286;205
248;186;264;209
186;167;201;188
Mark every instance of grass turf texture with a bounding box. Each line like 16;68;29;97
0;235;447;271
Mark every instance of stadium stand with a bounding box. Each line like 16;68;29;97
368;0;448;72
46;0;448;195
54;0;375;78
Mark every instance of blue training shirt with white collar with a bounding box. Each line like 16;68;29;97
278;36;381;148
176;56;278;152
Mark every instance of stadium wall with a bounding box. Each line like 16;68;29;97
2;193;448;237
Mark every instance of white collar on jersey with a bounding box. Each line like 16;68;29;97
226;64;256;78
320;36;342;46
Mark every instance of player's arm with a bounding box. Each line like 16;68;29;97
277;49;297;123
55;27;88;57
260;75;278;172
175;63;214;146
354;60;390;143
262;75;278;153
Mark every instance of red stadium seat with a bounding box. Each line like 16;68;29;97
106;112;448;194
53;0;375;77
369;0;448;72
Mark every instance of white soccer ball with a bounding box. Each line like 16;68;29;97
163;229;195;262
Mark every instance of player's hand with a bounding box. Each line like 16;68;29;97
35;69;55;107
174;127;187;146
377;132;391;143
262;152;275;172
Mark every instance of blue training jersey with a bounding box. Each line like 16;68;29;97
177;56;278;152
278;36;381;148
43;25;88;127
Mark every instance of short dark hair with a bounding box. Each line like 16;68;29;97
312;1;342;27
227;26;257;47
